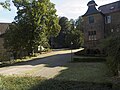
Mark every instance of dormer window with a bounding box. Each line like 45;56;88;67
99;9;101;12
105;16;111;24
110;7;114;10
89;16;94;24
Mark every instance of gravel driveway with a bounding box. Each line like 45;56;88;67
0;49;80;78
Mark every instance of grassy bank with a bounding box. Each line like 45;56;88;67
0;75;118;90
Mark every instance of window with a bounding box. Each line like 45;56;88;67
94;35;97;40
117;28;119;32
111;29;114;32
105;16;111;24
110;7;114;10
88;31;97;41
89;16;94;24
91;35;94;40
93;31;96;35
89;36;91;40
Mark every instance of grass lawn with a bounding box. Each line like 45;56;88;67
0;76;45;90
0;62;119;90
0;75;114;90
55;62;109;83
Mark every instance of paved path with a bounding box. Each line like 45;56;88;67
0;49;81;78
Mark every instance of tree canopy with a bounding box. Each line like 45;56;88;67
4;0;60;56
53;16;83;49
0;0;11;10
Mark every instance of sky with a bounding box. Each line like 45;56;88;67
0;0;118;23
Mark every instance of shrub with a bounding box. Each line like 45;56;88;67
0;51;11;64
101;32;120;76
106;56;119;76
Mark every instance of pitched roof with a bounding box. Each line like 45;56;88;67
98;1;120;14
83;0;99;16
83;6;100;16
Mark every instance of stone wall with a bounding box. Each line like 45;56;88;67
0;23;10;53
0;23;9;35
83;13;104;51
105;11;120;37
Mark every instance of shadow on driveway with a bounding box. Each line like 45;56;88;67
15;53;72;68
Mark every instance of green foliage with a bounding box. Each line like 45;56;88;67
0;0;11;10
102;32;120;76
55;17;71;48
0;50;10;64
75;16;84;32
4;0;60;56
106;56;119;76
65;18;84;48
54;16;83;48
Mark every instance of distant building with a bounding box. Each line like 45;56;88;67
0;23;10;54
82;0;120;54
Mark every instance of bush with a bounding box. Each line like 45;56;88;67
106;56;119;76
74;49;105;57
101;32;120;76
0;51;11;64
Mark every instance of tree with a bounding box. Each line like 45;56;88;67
4;0;60;56
56;17;71;48
65;19;83;48
102;32;120;76
75;16;84;32
54;17;83;49
0;0;11;10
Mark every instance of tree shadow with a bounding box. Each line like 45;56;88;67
25;54;115;90
29;78;113;90
14;53;72;67
1;51;119;90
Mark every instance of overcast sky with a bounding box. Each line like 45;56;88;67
0;0;118;23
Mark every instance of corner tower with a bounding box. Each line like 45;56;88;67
82;0;105;54
84;0;99;16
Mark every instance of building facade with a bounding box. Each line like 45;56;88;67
82;0;120;54
0;23;10;54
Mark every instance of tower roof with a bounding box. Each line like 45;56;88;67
83;0;99;16
87;0;98;6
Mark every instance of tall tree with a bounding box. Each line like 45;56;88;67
4;0;60;56
65;19;83;48
75;16;84;32
56;17;71;48
54;17;83;49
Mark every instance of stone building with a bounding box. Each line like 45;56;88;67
0;23;10;54
82;0;120;54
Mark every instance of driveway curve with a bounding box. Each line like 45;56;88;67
0;49;81;78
